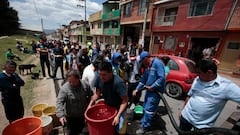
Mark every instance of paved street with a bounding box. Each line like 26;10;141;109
0;69;239;134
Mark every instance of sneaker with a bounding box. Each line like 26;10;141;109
136;127;152;135
136;128;145;135
43;77;47;80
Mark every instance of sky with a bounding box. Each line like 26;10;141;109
9;0;107;31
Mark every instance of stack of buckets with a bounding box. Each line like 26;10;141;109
85;101;117;135
2;103;51;135
31;103;59;135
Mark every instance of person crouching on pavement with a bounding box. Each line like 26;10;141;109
56;70;92;135
0;60;25;123
132;51;166;134
87;61;128;135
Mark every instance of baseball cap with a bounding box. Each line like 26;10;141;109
139;51;150;62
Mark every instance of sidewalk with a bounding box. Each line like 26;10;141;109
0;56;57;134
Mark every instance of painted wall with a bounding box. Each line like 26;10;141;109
152;0;233;31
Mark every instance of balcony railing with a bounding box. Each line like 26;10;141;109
155;14;177;26
102;9;120;21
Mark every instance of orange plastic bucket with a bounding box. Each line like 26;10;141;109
3;117;42;135
85;104;117;135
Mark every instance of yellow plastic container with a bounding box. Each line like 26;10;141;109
32;103;48;117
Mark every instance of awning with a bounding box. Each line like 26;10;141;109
153;0;173;5
120;0;134;5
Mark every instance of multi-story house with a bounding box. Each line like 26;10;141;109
102;0;121;46
150;0;239;72
68;20;90;44
69;20;83;43
219;0;240;73
89;11;103;44
120;0;157;51
61;25;69;39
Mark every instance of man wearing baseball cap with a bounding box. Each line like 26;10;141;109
133;51;166;134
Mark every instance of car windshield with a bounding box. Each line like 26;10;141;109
184;60;197;73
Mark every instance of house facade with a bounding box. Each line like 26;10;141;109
150;0;240;71
89;11;103;44
120;0;157;51
219;0;240;73
102;0;121;46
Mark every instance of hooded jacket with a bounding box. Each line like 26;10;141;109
111;52;122;75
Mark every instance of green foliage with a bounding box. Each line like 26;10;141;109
0;0;20;36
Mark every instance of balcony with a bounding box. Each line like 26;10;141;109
102;9;120;21
155;14;177;26
103;27;121;35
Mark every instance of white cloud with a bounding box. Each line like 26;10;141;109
9;0;102;31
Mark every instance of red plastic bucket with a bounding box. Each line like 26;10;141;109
85;104;117;135
3;117;42;135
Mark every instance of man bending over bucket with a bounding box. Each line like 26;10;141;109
87;61;128;135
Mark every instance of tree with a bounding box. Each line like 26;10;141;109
0;0;20;36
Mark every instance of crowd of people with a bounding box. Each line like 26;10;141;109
1;37;240;135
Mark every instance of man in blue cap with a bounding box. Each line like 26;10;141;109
133;51;166;134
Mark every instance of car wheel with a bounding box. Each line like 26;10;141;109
165;82;183;98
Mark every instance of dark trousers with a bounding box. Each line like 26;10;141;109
179;116;195;134
67;116;85;135
40;55;51;77
53;60;64;78
2;97;24;123
128;82;141;104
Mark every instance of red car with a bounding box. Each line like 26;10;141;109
151;54;197;98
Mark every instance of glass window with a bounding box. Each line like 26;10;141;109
112;20;118;28
98;22;101;28
227;42;240;50
103;21;110;28
185;60;197;73
124;2;133;17
189;0;216;16
154;36;160;44
138;0;147;16
164;7;178;22
167;59;179;70
163;36;177;50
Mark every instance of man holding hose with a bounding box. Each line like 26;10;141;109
132;51;166;134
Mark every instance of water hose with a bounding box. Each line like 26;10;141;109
156;91;239;135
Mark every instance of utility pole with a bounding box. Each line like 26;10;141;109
141;0;149;48
77;0;87;44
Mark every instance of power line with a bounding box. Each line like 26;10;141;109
33;0;44;32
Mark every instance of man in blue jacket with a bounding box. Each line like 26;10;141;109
133;51;165;134
0;60;25;123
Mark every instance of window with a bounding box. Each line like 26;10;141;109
91;23;94;29
227;42;240;50
185;60;197;73
98;22;101;28
164;7;178;22
138;0;147;16
112;20;118;28
167;60;179;70
163;36;177;50
124;2;133;17
103;21;110;29
189;0;216;16
154;36;160;44
155;6;178;26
